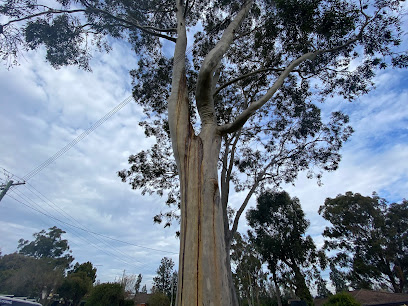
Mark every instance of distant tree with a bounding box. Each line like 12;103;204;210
135;274;142;294
152;257;175;298
170;271;178;305
0;253;64;298
319;192;408;293
323;292;361;306
141;284;147;294
247;191;319;305
70;261;97;283
18;226;73;269
58;272;92;305
315;275;332;298
57;261;97;304
86;282;125;306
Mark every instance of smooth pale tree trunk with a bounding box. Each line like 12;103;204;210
167;1;251;305
167;29;238;304
175;124;237;305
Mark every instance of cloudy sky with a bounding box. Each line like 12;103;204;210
1;20;408;291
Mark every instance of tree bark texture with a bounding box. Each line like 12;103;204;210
175;124;236;305
167;1;245;304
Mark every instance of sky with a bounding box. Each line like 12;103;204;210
1;15;408;293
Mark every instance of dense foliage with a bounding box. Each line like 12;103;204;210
323;292;361;306
247;191;320;305
320;192;408;293
86;282;127;306
0;227;99;303
0;252;64;298
17;226;73;269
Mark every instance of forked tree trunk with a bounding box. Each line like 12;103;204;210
168;2;242;304
175;123;237;305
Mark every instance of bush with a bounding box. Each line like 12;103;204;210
148;292;170;306
323;292;361;306
86;283;125;306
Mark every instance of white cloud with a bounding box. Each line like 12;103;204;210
0;41;179;288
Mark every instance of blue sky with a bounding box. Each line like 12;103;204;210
1;20;408;293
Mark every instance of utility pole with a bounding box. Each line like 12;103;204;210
0;180;25;202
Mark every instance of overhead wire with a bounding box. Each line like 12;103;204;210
2;167;178;278
22;95;135;181
22;180;178;254
6;190;161;274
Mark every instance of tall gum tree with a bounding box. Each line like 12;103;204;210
1;0;408;304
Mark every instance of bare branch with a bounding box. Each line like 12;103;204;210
2;5;177;43
142;26;177;33
2;8;88;27
195;0;254;125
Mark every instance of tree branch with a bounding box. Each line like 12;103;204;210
2;8;88;27
217;6;376;136
218;51;320;135
214;67;292;96
195;0;254;125
218;15;373;135
2;6;177;43
168;0;189;163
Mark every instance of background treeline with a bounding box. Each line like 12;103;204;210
231;190;408;306
0;226;177;306
1;190;407;305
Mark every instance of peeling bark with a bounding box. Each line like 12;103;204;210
176;124;237;305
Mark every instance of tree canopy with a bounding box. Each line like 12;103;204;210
0;226;75;300
319;192;408;293
0;252;64;298
86;282;126;306
17;226;73;269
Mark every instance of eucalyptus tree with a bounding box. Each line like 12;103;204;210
1;0;407;304
247;191;318;304
17;226;74;270
319;192;408;293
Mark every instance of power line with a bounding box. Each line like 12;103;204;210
6;188;178;255
2;167;174;270
14;185;149;265
6;191;167;273
22;95;134;181
2;167;178;281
